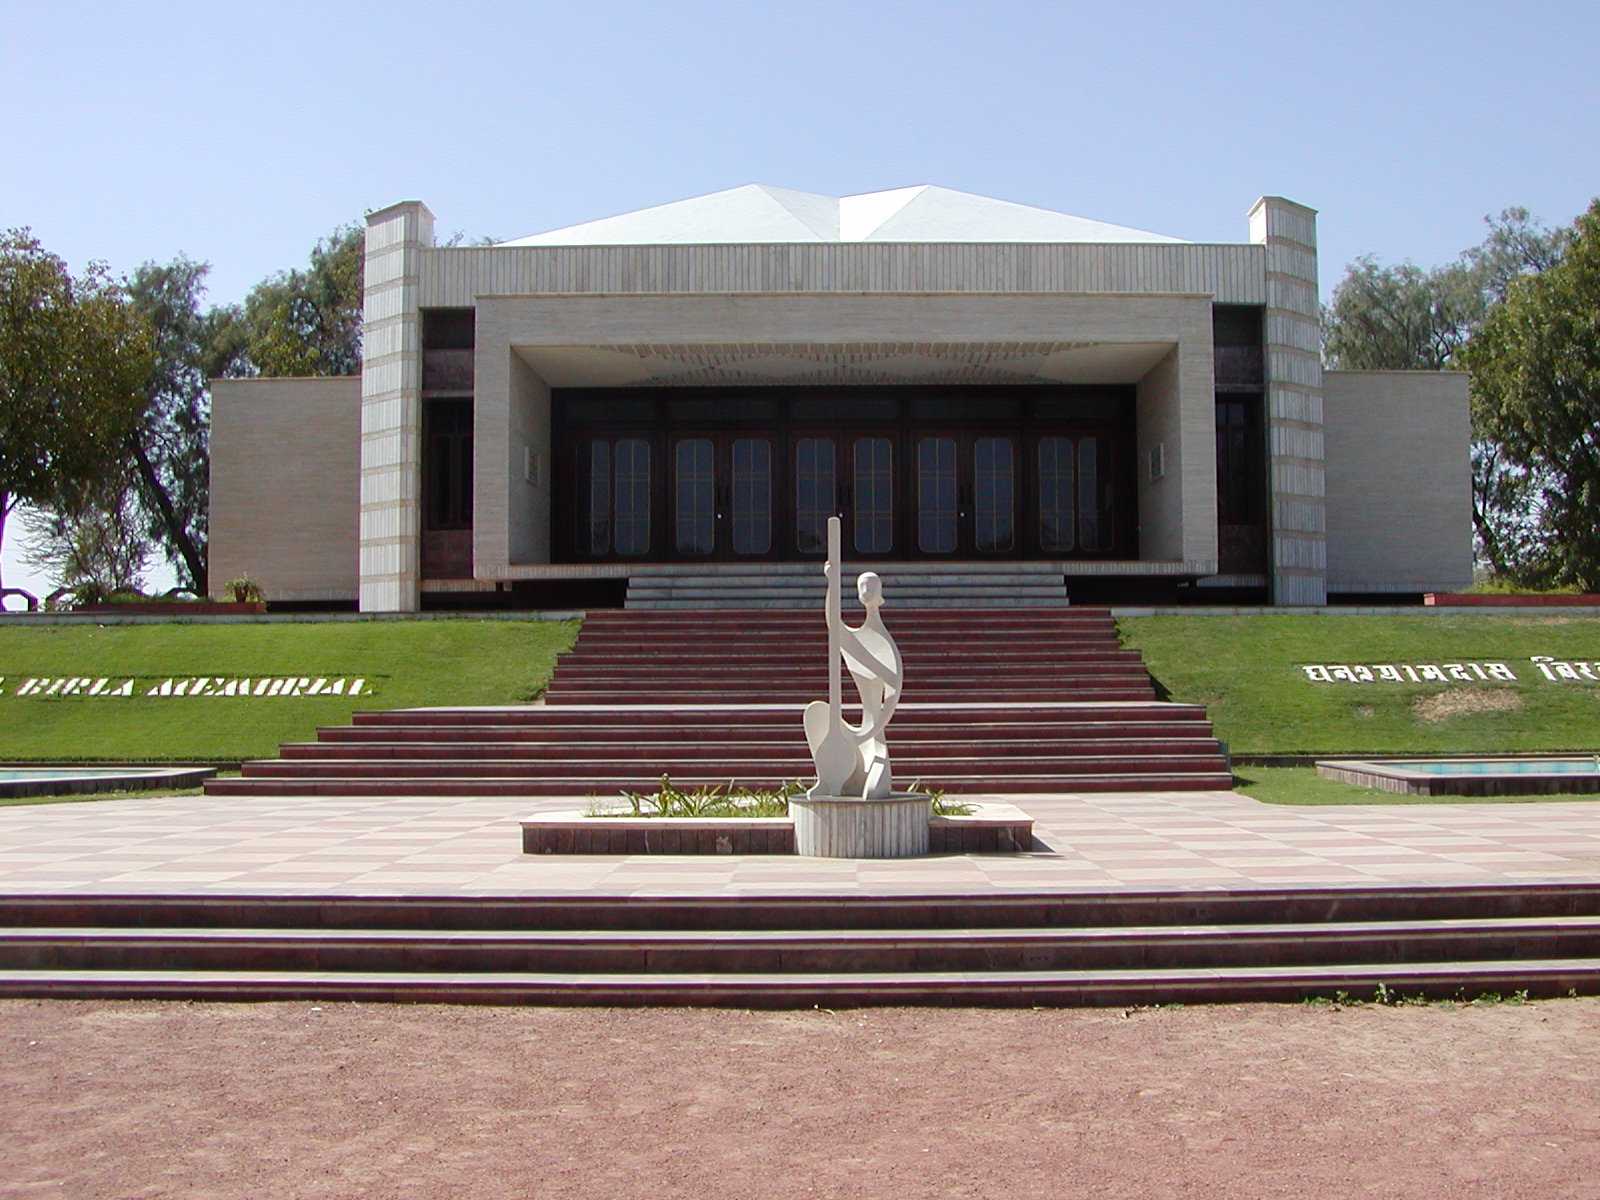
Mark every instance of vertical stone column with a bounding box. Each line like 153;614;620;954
358;201;433;613
1250;196;1326;606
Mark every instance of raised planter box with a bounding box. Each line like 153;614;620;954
1424;593;1600;608
521;802;1033;856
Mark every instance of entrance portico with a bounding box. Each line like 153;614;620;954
467;290;1219;586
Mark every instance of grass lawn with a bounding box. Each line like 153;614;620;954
1119;612;1600;757
0;619;576;762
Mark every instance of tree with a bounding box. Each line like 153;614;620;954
1462;198;1600;590
1322;209;1570;576
20;480;153;600
1324;209;1567;371
239;224;364;376
0;230;152;591
124;257;247;593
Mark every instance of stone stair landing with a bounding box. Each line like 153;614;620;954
625;562;1069;609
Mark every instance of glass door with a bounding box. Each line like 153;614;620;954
1033;434;1118;554
574;435;656;560
792;433;899;558
670;434;776;560
913;433;1019;556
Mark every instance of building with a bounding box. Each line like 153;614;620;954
208;184;1472;610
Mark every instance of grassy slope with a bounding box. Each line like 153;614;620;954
1119;613;1600;756
0;619;576;761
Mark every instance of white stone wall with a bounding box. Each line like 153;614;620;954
1251;197;1327;605
419;243;1268;306
1324;370;1472;593
1133;312;1218;568
358;202;433;612
209;377;361;601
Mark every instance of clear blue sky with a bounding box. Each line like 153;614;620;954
3;0;1597;595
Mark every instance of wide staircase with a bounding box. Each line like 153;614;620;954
206;608;1234;798
3;885;1598;1005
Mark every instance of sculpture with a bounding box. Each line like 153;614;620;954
805;517;903;799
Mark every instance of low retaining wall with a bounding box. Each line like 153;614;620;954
522;803;1033;855
1424;593;1600;607
1317;758;1600;797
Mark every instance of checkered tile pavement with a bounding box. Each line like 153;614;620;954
2;788;1597;896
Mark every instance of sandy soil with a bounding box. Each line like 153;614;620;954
5;998;1600;1199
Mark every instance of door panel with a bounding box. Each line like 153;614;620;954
730;437;773;554
670;434;776;560
673;438;715;555
972;435;1015;553
1033;434;1118;555
793;436;836;556
915;434;1018;556
850;436;895;556
576;436;655;559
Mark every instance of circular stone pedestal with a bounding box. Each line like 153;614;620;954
790;792;932;858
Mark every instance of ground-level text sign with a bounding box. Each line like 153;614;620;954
0;676;375;698
1300;657;1599;684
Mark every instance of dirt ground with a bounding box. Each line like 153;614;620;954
4;998;1599;1199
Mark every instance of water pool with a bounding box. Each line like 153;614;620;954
0;766;217;799
1317;757;1600;797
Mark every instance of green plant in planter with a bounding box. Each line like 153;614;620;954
593;774;974;818
602;775;802;819
222;575;266;603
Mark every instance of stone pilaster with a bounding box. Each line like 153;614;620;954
358;201;433;612
1250;196;1326;605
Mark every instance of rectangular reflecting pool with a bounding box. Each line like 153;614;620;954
0;767;217;799
1318;757;1600;797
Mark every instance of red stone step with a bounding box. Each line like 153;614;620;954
543;690;1158;705
348;703;1214;725
11;877;1600;1004
281;737;1221;761
7;916;1597;976
241;753;1229;780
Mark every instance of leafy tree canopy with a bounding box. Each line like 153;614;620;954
237;224;364;376
0;230;153;590
1462;198;1600;591
1322;209;1572;580
1323;209;1567;371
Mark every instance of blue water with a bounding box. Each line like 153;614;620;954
1378;759;1600;777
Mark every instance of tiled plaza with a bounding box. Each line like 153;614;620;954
1;787;1597;896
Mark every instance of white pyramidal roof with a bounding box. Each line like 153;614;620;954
497;184;1185;247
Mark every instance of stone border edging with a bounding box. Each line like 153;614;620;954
521;802;1033;856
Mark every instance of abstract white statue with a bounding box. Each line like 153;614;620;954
805;517;903;800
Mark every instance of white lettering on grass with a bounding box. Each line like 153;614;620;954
1531;656;1600;681
0;675;372;699
1301;661;1521;683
